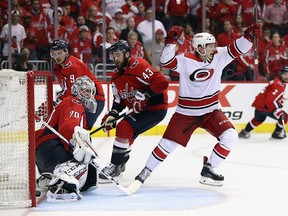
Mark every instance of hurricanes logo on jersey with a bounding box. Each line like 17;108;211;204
189;68;214;82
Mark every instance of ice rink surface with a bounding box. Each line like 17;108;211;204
2;133;288;216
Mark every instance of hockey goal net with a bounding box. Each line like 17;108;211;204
0;69;53;208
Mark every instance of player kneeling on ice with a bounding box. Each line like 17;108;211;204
35;76;99;202
127;23;262;192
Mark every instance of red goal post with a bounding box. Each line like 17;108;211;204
0;70;53;208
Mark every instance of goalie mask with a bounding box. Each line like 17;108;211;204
71;76;97;113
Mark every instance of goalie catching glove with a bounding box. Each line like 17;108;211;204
70;126;97;164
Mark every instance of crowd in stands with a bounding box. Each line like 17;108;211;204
0;0;287;81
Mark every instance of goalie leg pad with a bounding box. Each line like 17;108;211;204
47;161;89;201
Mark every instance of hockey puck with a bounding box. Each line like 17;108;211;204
36;190;41;197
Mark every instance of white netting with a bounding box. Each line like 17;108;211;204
0;70;31;208
0;70;52;208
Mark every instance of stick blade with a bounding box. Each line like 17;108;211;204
125;180;143;195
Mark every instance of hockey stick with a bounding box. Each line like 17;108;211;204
253;0;259;81
281;117;286;137
34;115;131;195
90;108;134;135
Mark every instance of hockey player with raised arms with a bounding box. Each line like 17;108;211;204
99;40;169;180
35;76;98;202
128;23;262;190
50;39;105;130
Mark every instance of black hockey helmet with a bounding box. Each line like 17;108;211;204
281;65;288;74
50;38;69;51
109;40;131;54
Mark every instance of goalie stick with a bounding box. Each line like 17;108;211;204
34;114;131;195
90;109;134;135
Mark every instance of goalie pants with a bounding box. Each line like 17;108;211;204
36;138;73;174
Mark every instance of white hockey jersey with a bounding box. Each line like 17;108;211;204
161;36;252;116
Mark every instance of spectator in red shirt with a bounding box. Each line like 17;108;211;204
236;0;261;26
22;12;37;60
264;32;288;80
134;1;146;27
215;0;237;27
70;25;93;64
121;0;139;19
60;3;76;35
217;19;239;47
127;31;144;58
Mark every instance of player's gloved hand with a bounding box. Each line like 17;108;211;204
165;25;183;45
71;126;96;164
101;110;119;132
244;23;261;42
132;91;149;113
273;108;284;120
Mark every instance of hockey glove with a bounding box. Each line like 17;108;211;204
165;25;183;45
244;23;261;42
132;91;149;113
273;108;284;120
71;126;96;164
101;110;119;132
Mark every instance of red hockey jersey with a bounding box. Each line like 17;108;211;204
54;55;105;101
252;77;286;112
35;96;87;151
111;58;168;111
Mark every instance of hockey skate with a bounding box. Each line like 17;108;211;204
135;167;151;184
238;129;251;138
271;130;286;139
99;163;126;183
46;184;82;203
199;156;224;187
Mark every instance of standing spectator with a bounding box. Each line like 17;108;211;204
92;20;104;56
70;25;93;64
46;9;68;44
215;0;237;28
163;0;189;30
127;31;144;58
144;29;166;72
0;10;26;60
263;0;288;37
96;27;117;64
236;0;261;27
99;40;168;179
119;16;143;44
258;26;272;77
133;1;146;27
185;0;199;30
79;0;100;18
85;5;98;34
137;7;167;44
264;32;288;80
109;9;127;38
69;15;93;42
234;14;245;37
61;3;77;35
22;12;37;60
239;66;288;139
121;0;139;19
29;0;48;60
105;0;126;18
129;23;261;189
50;39;105;129
217;19;239;80
196;0;217;33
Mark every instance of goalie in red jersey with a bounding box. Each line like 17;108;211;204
36;76;98;202
99;40;169;180
239;65;288;139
